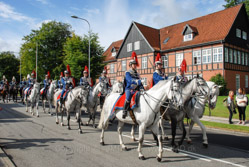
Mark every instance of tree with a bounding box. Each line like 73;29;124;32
210;73;228;95
224;0;249;19
0;52;20;82
20;21;72;81
63;32;105;83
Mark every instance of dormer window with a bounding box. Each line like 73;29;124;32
182;24;197;42
111;47;116;57
184;34;193;41
112;52;116;57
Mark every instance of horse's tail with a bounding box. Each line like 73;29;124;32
98;109;108;130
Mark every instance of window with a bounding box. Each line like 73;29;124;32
110;64;115;73
162;55;168;68
202;49;211;64
122;60;126;71
134;41;140;50
142;57;147;69
127;43;132;52
193;50;201;65
213;47;223;63
183;34;193;41
163;37;170;44
236;74;240;91
236;28;241;38
238;51;241;64
246;75;248;88
225;47;229;62
141;78;147;87
242;31;247;40
176;53;183;66
233;50;237;64
242;52;245;65
229;48;233;63
245;53;248;66
112;52;116;57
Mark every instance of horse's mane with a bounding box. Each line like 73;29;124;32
148;79;170;92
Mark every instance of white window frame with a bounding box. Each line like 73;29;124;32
134;41;140;50
112;52;116;57
246;75;248;88
141;78;147;87
142;57;147;69
246;53;249;66
236;28;241;38
225;47;229;63
162;55;168;68
242;31;247;40
233;50;237;64
242;52;245;65
213;47;223;63
110;64;115;73
202;49;211;64
176;53;183;67
121;60;126;71
229;48;233;63
238;51;241;64
127;43;132;52
183;34;193;41
236;74;240;91
193;50;201;65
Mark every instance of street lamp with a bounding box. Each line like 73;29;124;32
71;15;91;78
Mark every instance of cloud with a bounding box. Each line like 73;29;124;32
34;19;52;29
0;1;34;22
0;37;21;53
36;0;48;5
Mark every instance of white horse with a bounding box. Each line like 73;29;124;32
53;86;88;133
84;82;108;128
42;80;57;114
111;81;123;93
185;81;220;147
98;78;183;161
25;83;40;117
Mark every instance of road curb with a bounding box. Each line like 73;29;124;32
0;146;16;167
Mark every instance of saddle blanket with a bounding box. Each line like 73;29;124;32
109;91;140;119
24;88;32;95
40;88;46;95
56;90;69;102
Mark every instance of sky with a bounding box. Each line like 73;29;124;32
0;0;226;55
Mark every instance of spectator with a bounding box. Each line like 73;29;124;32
236;88;247;125
227;90;236;124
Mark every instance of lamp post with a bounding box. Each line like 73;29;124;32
71;15;91;78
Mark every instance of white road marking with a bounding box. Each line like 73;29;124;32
122;134;247;167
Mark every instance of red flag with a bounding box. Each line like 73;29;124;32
180;59;187;73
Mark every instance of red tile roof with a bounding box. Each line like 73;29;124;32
103;39;123;62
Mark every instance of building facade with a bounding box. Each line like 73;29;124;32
103;4;249;92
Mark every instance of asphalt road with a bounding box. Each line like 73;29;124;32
0;101;249;167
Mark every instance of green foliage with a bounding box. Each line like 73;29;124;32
210;73;228;95
20;21;72;81
0;52;20;82
224;0;249;19
63;32;105;83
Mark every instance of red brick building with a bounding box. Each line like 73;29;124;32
103;4;249;92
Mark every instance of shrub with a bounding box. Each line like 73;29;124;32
209;73;228;95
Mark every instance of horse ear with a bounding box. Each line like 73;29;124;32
218;85;223;88
173;76;176;81
197;73;199;78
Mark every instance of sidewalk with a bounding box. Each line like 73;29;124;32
0;146;15;167
201;115;249;126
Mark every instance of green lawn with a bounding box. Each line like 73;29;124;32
203;95;249;120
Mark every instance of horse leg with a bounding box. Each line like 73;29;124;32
92;110;96;128
48;99;52;114
131;125;137;141
138;124;146;160
77;110;82;134
117;121;127;151
67;111;71;130
56;104;59;124
36;100;39;117
86;110;92;126
100;128;105;145
151;124;163;162
171;117;178;153
61;106;64;126
178;120;186;146
186;120;195;144
194;116;208;147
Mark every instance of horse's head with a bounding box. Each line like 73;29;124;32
98;82;108;96
112;81;123;93
193;75;209;98
169;77;183;107
208;84;220;109
79;87;89;105
51;80;57;88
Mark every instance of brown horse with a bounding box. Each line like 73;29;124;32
0;84;9;103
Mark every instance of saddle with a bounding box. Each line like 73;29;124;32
110;91;140;124
40;88;48;96
56;90;69;102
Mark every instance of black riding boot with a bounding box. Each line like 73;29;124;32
122;101;130;119
60;97;63;105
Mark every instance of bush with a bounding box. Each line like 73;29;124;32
209;73;228;95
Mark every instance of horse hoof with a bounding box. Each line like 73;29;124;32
61;123;64;126
132;138;137;142
203;143;208;148
79;130;83;134
100;142;105;146
122;147;128;151
56;122;59;124
164;136;169;141
172;147;179;153
37;115;39;117
157;156;162;162
26;110;28;112
85;123;89;126
68;127;71;130
93;125;97;129
187;140;192;144
139;156;146;160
